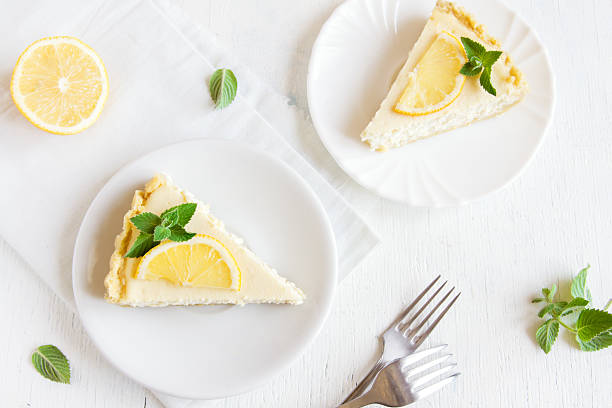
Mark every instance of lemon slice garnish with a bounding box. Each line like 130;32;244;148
136;234;241;290
394;31;466;116
10;36;109;135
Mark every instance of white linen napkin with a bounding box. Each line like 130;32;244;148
0;0;379;406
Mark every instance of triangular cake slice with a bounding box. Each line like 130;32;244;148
104;174;305;306
361;0;528;151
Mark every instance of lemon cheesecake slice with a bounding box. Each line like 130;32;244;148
361;0;528;151
104;174;306;306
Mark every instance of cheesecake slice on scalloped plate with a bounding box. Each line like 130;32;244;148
104;173;305;306
361;0;528;151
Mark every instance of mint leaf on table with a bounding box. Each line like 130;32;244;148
532;265;612;353
125;233;156;258
209;68;237;109
32;345;70;384
571;265;592;301
130;212;161;234
576;309;612;342
536;319;559;354
459;37;502;96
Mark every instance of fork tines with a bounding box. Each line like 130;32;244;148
392;275;460;347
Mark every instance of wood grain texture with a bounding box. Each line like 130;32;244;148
2;0;612;407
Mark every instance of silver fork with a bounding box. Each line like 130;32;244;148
342;275;460;403
338;346;460;408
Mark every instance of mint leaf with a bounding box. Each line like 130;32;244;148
532;297;545;304
481;50;502;67
571;265;592;301
561;297;589;317
209;68;237;109
576;309;612;342
460;37;486;59
161;210;179;228
169;226;196;242
459;62;482;76
130;212;161;234
536;319;559;354
479;68;496;96
32;345;70;384
154;225;171;241
161;203;197;228
577;330;612;351
125;233;156;258
538;304;555;318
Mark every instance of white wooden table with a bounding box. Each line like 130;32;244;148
2;0;612;407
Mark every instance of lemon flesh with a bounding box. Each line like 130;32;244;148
137;235;241;290
394;32;466;116
10;36;108;134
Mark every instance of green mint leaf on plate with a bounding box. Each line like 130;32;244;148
32;345;70;384
536;319;559;354
576;309;612;342
459;37;501;96
161;203;197;228
460;36;486;59
154;225;171;241
169;226;197;242
576;330;612;352
571;265;592;301
481;50;502;67
479;68;496;96
459;62;482;76
125;233;156;258
130;212;161;234
209;68;237;109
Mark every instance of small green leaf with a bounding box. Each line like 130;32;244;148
571;265;592;301
604;299;612;312
541;288;551;298
459;62;482;76
161;203;197;228
576;330;612;351
481;50;502;68
532;297;545;304
576;309;612;342
550;301;568;317
168;226;196;242
538;304;555;318
460;37;486;59
125;233;156;258
560;297;589;317
130;212;161;234
154;225;171;241
161;210;179;228
32;345;70;384
536;319;559;354
209;68;237;109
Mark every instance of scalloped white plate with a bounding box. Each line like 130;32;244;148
308;0;554;206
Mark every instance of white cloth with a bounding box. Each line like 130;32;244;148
0;0;379;406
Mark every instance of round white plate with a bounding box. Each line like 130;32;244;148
72;139;337;400
308;0;554;206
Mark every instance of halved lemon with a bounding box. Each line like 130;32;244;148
10;36;109;135
136;235;241;290
394;31;466;116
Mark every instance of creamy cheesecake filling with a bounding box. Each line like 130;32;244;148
104;174;306;306
360;0;528;151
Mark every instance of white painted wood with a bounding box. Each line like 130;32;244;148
2;0;611;407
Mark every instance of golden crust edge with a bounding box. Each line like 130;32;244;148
103;175;165;303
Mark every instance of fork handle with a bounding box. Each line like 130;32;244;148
341;360;385;403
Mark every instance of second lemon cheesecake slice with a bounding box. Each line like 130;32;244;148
104;174;305;306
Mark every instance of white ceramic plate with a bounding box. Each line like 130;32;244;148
308;0;554;206
72;139;337;399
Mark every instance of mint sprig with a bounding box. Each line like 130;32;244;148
459;37;502;96
125;203;197;258
209;68;237;109
532;265;612;353
32;345;70;384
